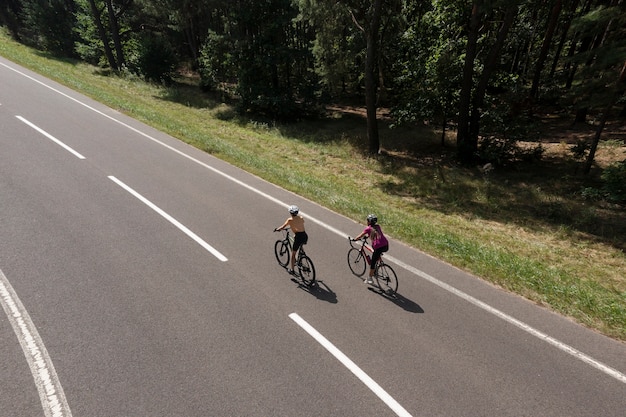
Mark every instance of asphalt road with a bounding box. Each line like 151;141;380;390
1;56;625;417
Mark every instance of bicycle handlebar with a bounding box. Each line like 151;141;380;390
348;235;370;250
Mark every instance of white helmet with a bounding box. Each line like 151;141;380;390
288;205;299;215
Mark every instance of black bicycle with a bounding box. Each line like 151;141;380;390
347;236;398;295
274;228;316;286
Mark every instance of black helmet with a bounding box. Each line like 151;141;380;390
366;214;377;225
289;205;299;215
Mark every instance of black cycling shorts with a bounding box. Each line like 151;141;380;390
293;231;308;252
371;245;389;266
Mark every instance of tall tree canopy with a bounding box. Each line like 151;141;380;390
3;0;625;166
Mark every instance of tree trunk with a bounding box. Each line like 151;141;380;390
583;110;607;175
457;1;482;163
530;0;563;100
87;0;117;70
365;0;383;154
583;61;626;174
574;107;588;124
565;0;594;89
469;3;519;148
182;2;199;63
105;0;125;68
549;0;580;78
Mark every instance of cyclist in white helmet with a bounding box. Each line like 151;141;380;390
274;205;308;274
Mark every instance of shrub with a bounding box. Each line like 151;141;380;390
129;35;177;83
601;160;626;203
570;139;590;160
198;30;235;92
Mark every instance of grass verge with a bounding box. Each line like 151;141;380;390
1;30;624;340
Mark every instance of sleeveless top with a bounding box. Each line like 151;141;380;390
364;224;388;249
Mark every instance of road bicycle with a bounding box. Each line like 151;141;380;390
347;236;398;295
274;228;316;286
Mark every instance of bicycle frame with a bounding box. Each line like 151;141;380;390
280;229;292;247
278;228;306;258
349;237;381;267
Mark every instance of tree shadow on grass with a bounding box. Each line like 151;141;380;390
350;114;626;253
272;104;625;253
375;146;625;252
155;79;230;112
33;50;81;66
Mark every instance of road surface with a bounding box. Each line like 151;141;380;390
1;56;625;416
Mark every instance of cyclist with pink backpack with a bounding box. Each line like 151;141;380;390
351;214;388;284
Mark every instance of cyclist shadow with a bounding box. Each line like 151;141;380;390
290;277;338;304
367;287;424;313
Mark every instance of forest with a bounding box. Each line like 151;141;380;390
1;0;625;201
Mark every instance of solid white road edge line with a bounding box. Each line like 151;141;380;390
289;313;413;417
16;116;86;160
4;60;624;385
108;176;228;262
0;269;73;417
388;256;626;385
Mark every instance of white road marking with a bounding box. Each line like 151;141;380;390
289;313;413;417
388;257;626;385
16;116;86;159
108;176;228;262
0;269;73;417
2;60;624;385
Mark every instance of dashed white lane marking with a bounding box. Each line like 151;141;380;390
109;176;228;261
2;59;624;385
289;313;412;417
16;116;86;159
0;269;73;417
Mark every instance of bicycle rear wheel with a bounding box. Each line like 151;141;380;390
274;240;290;267
375;263;398;295
298;255;316;286
347;248;367;277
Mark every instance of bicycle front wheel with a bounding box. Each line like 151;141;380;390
298;255;316;286
347;248;367;277
274;240;290;267
375;263;398;295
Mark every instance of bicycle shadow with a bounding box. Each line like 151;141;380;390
291;277;338;304
367;287;424;313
